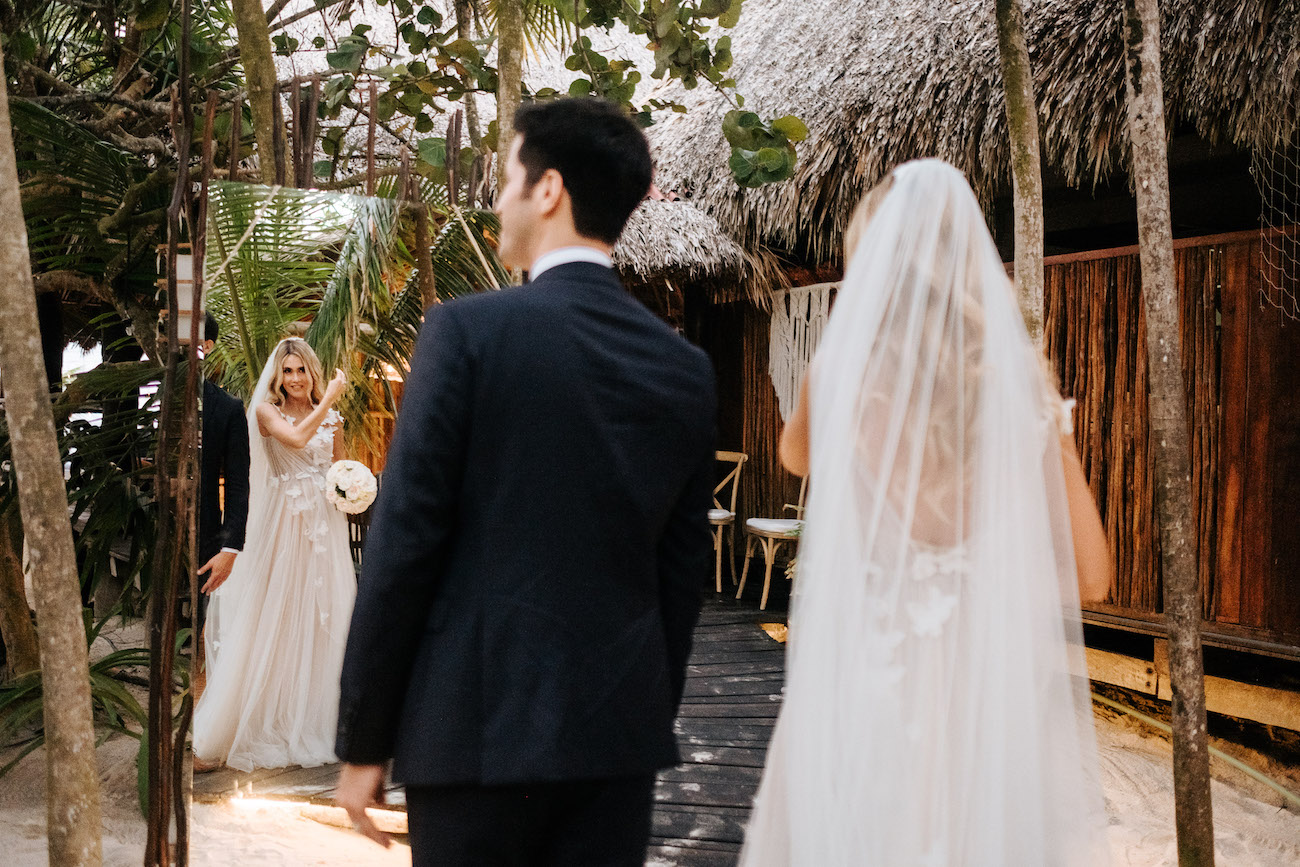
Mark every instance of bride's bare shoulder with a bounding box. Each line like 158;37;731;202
254;401;279;436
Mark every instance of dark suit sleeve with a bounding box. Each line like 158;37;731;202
336;305;472;764
656;374;716;711
219;397;250;551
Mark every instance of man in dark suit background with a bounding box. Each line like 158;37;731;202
334;98;717;866
195;313;249;697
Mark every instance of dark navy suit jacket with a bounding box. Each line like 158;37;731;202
199;379;249;564
336;262;716;786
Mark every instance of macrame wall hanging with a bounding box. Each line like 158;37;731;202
768;283;835;422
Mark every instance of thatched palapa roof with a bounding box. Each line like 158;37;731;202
612;199;748;282
648;0;1300;258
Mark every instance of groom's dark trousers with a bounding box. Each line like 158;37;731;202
336;262;717;866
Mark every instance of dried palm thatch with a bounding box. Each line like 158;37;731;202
613;199;746;278
649;0;1300;259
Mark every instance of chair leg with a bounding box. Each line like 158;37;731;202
736;535;757;600
713;526;723;593
727;525;738;585
760;537;776;610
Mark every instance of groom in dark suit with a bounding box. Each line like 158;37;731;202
194;313;249;701
196;313;250;595
335;98;716;865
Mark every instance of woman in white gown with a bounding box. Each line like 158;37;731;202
193;337;358;772
739;160;1113;865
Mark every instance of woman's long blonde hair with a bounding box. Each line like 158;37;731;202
264;338;325;408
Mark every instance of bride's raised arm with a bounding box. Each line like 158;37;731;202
256;369;346;449
779;370;811;477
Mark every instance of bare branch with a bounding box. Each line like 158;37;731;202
21;93;172;114
96;168;174;237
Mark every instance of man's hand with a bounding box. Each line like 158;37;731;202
336;763;391;848
199;551;237;594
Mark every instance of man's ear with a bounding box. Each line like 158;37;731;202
534;168;566;217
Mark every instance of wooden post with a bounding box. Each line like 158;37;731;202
1121;0;1215;863
447;108;462;206
400;150;437;309
147;4;201;861
270;81;287;186
366;81;378;197
0;42;104;867
227;95;241;181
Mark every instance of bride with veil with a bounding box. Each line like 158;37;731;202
740;160;1112;865
193;337;358;772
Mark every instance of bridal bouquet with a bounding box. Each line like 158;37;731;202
325;460;378;514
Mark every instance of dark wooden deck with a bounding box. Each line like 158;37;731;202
192;594;788;866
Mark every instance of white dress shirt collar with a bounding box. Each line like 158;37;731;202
528;246;614;281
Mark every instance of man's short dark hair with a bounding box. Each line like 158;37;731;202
204;312;219;342
513;98;652;245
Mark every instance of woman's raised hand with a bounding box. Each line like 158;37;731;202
325;368;347;403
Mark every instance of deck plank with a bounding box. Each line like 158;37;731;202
192;595;787;865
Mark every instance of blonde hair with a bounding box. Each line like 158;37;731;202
844;172;896;268
265;338;325;408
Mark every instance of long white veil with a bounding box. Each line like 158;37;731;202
202;339;287;672
742;160;1109;865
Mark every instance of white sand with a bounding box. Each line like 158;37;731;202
1;712;1297;865
0;737;409;866
1095;707;1300;866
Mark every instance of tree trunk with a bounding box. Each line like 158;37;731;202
455;0;483;153
995;0;1045;343
0;501;41;679
495;0;524;194
1121;1;1215;864
229;0;286;183
0;46;104;867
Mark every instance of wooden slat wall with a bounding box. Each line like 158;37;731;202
737;304;804;525
1046;255;1159;611
1045;232;1300;646
702;300;804;531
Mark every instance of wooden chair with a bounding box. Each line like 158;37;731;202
346;472;381;572
736;477;808;610
711;451;748;592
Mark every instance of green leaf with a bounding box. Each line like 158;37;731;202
655;2;680;38
325;35;369;74
722;109;763;147
445;38;479;62
729;149;756;180
313;160;333;178
771;115;809;143
569;79;592;97
375;92;398;121
417;137;447;168
134;0;171;31
416;6;441;26
720;0;744;28
756;146;785;171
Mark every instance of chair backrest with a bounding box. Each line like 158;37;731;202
782;476;809;519
714;450;748;512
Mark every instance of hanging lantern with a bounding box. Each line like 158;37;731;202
156;243;200;344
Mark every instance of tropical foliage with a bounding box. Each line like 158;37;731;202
202;180;505;455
